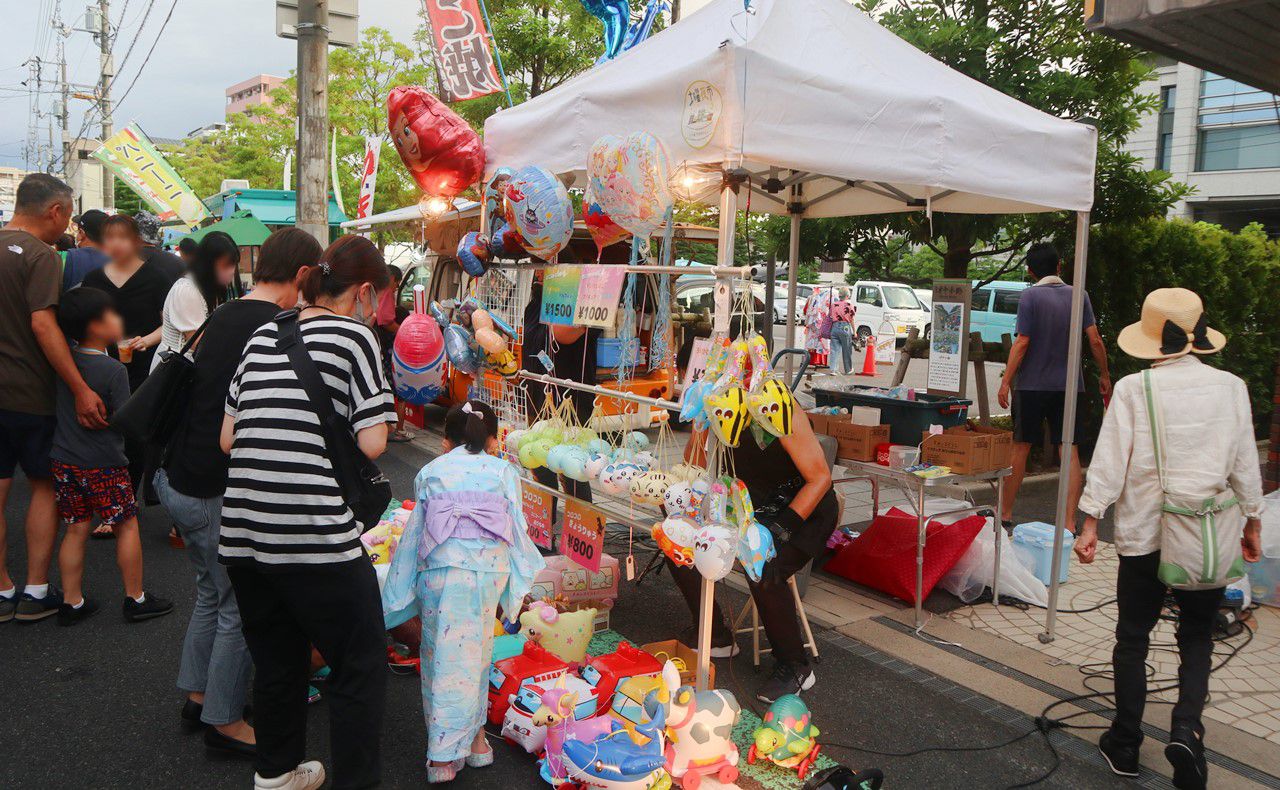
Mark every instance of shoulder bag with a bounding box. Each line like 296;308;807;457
276;309;392;531
1141;369;1246;590
110;312;213;447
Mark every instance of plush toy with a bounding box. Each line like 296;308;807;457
520;602;597;665
645;660;740;788
534;675;615;785
748;694;821;780
386;86;483;198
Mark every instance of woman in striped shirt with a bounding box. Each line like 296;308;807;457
218;235;394;790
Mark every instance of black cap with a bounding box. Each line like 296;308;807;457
74;209;109;244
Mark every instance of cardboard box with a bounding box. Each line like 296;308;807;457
920;425;1013;474
829;422;891;462
641;639;715;688
805;410;831;435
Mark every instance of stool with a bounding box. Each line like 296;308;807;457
731;575;820;667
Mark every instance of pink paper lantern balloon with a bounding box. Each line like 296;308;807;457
392;304;446;405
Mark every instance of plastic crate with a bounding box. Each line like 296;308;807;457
596;337;640;369
811;386;970;445
1011;521;1074;586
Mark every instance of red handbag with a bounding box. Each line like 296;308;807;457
823;508;986;605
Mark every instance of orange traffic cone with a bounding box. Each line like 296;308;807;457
856;342;877;376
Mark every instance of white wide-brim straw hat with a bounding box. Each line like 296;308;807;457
1117;287;1227;360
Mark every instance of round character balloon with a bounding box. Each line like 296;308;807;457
387;86;484;198
503;166;573;261
587;132;673;239
456;231;489;277
392;288;446;405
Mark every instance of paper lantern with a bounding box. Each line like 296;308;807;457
586;132;673;239
392;286;445;405
387;86;484;198
503;165;573;261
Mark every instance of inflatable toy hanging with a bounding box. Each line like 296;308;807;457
386;86;484;198
745;333;796;437
702;339;751;447
392;285;445;404
504;165;574;261
586;132;673;239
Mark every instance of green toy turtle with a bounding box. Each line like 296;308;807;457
748;694;822;779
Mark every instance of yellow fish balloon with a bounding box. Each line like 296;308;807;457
748;377;795;437
704;385;749;447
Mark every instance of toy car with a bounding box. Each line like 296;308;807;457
580;641;662;718
501;672;602;753
608;674;665;730
487;641;570;726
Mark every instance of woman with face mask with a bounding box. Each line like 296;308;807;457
218;234;394;790
151;230;244;372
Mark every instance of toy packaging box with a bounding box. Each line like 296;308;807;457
529;553;618;632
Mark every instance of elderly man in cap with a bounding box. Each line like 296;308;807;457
1077;288;1264;789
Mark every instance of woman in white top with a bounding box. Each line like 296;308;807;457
152;230;242;371
1076;288;1263;788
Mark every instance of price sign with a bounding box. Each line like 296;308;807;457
540;265;581;326
574;266;626;328
680;337;711;394
561;498;605;572
521;482;553;549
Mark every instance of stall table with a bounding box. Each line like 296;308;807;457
833;460;1011;628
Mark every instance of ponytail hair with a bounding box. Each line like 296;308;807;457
299;235;390;304
444;399;498;453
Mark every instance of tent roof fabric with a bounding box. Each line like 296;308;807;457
203;189;348;226
183;213;273;247
483;0;1097;217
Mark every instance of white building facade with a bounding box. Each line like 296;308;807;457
1127;58;1280;236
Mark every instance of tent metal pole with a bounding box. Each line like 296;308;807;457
1040;210;1091;644
783;183;802;380
695;181;739;690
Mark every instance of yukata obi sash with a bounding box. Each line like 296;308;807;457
418;490;515;562
382;489;515;630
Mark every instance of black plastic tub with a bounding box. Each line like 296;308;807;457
812;386;971;445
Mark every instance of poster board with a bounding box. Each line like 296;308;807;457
926;279;971;397
540;265;581;325
561;498;606;572
574;266;626;328
521;482;554;549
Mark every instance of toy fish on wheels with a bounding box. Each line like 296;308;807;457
748;694;821;780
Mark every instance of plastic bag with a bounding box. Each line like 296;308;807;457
935;505;1049;608
1260;490;1280;559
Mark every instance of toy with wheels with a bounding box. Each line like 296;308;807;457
748;693;821;780
644;661;740;788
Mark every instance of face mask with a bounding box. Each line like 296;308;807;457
352;285;376;326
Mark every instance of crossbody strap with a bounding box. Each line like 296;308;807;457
275;309;342;440
1140;369;1169;493
179;311;215;356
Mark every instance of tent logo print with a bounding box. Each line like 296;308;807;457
682;81;722;149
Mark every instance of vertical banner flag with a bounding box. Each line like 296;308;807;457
91;122;210;226
420;0;504;102
356;136;382;231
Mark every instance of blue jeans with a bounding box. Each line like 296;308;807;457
830;321;854;374
154;468;252;726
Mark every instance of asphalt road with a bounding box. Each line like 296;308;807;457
0;439;1127;790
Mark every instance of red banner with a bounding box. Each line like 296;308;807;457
420;0;504;103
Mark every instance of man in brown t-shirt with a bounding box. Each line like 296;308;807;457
0;173;107;624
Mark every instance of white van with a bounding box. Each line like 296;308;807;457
850;280;930;342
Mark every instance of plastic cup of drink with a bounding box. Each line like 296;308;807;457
118;344;134;364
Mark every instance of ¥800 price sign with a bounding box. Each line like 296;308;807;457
560;498;605;572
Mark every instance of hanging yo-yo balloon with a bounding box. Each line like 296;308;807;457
387;86;484;198
503;166;573;261
392;285;446;404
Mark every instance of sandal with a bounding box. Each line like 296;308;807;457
427;758;464;783
389;429;415;443
91;524;115;540
466;736;494;769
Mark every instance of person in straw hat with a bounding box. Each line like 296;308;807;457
1077;287;1264;789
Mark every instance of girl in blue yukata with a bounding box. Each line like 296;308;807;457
382;400;544;783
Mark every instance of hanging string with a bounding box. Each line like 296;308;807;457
649;206;675;371
616;237;641;385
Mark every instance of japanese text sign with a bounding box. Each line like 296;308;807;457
561;498;605;572
420;0;504;102
91;122;210;226
521;482;553;550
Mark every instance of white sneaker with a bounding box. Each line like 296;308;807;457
254;761;326;790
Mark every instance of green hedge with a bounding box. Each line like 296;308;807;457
1084;219;1280;437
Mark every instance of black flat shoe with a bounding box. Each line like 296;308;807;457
203;727;256;758
181;699;204;730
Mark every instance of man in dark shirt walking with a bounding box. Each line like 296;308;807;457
997;243;1111;531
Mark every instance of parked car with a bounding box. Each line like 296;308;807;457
913;288;932;311
850;280;930;344
969;280;1029;342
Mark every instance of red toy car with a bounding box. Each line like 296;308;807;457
579;641;663;718
487;641;570;726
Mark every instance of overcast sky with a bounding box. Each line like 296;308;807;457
0;0;423;170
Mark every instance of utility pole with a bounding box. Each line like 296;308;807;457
98;0;114;211
295;0;330;245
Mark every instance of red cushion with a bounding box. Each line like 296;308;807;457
824;507;987;605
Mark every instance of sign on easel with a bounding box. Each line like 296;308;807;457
561;498;605;572
927;279;972;397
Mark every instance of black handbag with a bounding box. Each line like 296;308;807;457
109;313;213;446
275;309;391;531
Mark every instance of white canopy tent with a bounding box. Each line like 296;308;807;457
484;0;1100;676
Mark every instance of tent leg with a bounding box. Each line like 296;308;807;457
783;184;802;380
695;179;739;690
1040;211;1090;644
